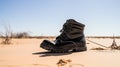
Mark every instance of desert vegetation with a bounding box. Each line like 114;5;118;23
57;59;84;67
0;24;31;44
87;36;120;50
0;24;12;44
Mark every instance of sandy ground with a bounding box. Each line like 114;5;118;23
0;38;120;67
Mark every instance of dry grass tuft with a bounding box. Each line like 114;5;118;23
57;59;72;67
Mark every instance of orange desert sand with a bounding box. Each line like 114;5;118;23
0;38;120;67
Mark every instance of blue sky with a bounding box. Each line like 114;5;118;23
0;0;120;36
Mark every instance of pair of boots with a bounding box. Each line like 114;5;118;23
40;19;87;53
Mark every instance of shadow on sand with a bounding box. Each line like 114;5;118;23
32;51;72;57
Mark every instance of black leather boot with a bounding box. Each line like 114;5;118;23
40;19;87;53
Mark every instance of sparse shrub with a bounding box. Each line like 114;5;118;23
13;32;29;38
0;24;12;44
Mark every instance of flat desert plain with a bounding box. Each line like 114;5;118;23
0;37;120;67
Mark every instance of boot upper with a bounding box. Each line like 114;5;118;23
58;19;85;41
